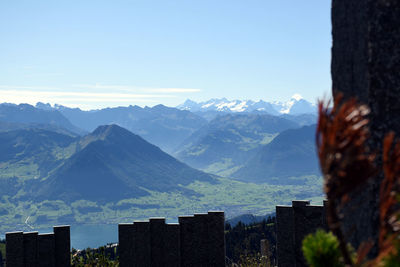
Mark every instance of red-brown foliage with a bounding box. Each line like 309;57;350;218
317;94;376;201
316;95;400;266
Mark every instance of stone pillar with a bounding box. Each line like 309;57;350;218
194;213;208;266
164;223;180;267
293;201;324;267
276;206;295;267
38;233;55;267
178;215;195;267
331;0;400;253
260;239;269;257
207;211;225;267
5;231;24;267
150;218;166;267
134;221;150;267
23;231;38;267
118;223;135;267
54;225;70;267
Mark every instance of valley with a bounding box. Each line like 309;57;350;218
0;98;323;242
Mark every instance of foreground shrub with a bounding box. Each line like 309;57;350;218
302;229;343;267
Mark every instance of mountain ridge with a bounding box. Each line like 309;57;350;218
233;124;320;183
35;103;207;153
31;124;217;203
174;113;300;175
176;95;316;115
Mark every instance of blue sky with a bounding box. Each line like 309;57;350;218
0;0;331;110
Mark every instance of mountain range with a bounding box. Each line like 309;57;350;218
0;100;319;183
0;99;323;230
174;113;300;176
176;94;316;116
35;103;207;153
0;103;85;135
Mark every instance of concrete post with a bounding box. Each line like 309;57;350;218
276;206;295;267
292;200;311;267
207;211;225;267
178;215;195;267
23;231;38;267
118;223;135;267
54;225;70;267
5;231;24;267
194;213;209;266
293;201;324;267
134;221;150;267
150;217;166;267
165;223;180;267
38;233;55;267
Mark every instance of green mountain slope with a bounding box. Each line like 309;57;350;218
174;114;299;175
33;125;216;202
0;128;78;180
233;124;320;183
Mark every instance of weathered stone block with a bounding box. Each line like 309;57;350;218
6;231;24;267
178;215;195;267
165;223;180;267
293;203;323;267
194;213;208;266
150;217;166;267
207;211;225;267
54;225;70;267
134;221;150;267
23;231;38;267
276;206;295;267
118;223;135;267
38;233;55;267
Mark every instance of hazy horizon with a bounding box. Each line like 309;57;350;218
0;92;317;111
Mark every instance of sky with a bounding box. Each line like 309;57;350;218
0;0;331;110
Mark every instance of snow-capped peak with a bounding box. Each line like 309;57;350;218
291;93;303;101
176;95;316;115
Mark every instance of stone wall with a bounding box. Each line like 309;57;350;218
276;200;327;267
118;211;225;267
5;225;70;267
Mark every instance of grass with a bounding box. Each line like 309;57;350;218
0;176;324;234
0;161;40;180
202;158;243;176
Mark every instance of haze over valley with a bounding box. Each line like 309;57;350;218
0;96;323;240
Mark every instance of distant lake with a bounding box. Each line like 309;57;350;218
1;224;118;250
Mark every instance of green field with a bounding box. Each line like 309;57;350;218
0;176;324;234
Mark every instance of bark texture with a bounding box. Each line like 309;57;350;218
331;0;400;254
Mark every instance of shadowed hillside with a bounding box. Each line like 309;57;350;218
174;114;299;175
233;125;319;183
33;125;217;202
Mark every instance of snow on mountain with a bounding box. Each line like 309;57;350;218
177;94;316;115
35;94;316;116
